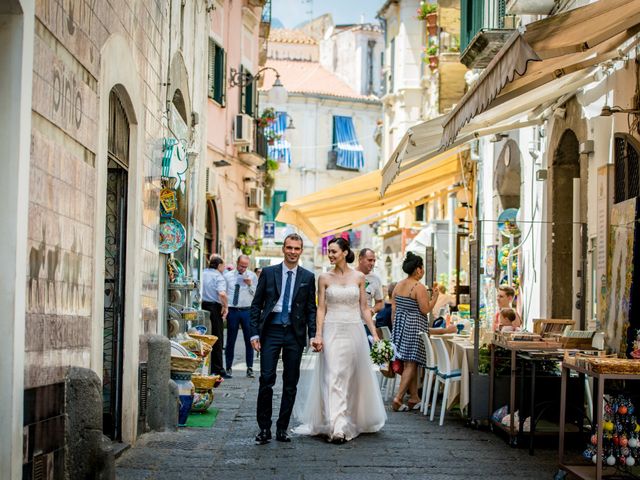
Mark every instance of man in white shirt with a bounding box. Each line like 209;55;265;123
224;255;259;378
356;248;384;340
202;256;229;378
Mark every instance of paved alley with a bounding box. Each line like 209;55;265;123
116;338;564;480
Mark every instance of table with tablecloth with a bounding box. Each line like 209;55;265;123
442;336;475;412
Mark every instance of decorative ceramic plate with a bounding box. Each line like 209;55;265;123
159;218;186;254
497;208;521;238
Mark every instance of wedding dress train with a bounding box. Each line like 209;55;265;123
294;284;387;441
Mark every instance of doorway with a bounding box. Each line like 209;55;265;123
550;129;580;318
102;90;130;440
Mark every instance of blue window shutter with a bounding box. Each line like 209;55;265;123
332;116;365;170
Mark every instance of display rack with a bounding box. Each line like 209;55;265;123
558;361;640;480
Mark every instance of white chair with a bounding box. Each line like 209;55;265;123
429;337;461;426
378;326;397;400
419;332;438;416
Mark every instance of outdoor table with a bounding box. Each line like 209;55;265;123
443;336;474;412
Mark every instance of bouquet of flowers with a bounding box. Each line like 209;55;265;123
370;339;394;365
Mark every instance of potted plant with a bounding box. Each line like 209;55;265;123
263;158;279;206
416;2;437;21
258;107;277;128
235;233;262;255
426;44;439;70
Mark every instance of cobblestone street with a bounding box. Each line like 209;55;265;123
116;337;563;479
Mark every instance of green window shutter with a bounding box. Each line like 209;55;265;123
220;48;227;106
273;190;287;226
207;39;215;99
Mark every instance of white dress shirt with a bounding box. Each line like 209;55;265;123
202;268;226;303
224;269;258;307
273;264;298;313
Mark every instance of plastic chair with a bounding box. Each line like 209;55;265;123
419;332;438;416
378;326;397;400
429;337;461;426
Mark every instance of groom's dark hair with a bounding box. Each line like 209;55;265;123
283;233;304;247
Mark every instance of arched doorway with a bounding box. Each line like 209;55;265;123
102;88;130;441
550;129;580;318
205;198;219;260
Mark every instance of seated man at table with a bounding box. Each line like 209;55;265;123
497;308;519;332
492;286;522;331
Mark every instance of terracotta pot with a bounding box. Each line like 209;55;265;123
426;12;437;25
429;55;439;70
427;23;438;37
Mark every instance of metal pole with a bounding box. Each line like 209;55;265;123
572;178;581;324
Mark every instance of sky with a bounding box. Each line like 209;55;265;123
271;0;384;29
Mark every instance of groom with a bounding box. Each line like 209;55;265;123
250;233;320;444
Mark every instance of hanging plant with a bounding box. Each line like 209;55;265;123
235;233;262;255
258;107;277;128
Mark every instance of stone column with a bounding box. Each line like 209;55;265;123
146;334;178;432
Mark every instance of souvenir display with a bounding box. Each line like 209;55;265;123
160;188;177;216
583;394;640;468
159;218;186;254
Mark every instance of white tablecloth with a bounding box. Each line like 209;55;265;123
444;337;474;412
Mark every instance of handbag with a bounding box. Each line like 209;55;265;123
391;359;404;375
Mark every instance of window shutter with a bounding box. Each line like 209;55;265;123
207;39;215;99
221;49;227;106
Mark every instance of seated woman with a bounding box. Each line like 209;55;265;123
391;252;456;412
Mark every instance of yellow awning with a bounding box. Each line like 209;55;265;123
441;0;640;148
276;150;465;242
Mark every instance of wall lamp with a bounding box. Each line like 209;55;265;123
229;66;288;104
600;105;640;116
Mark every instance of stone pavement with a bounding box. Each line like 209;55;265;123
116;337;564;479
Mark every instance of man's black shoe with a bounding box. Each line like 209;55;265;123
220;372;232;379
275;429;291;442
226;367;233;376
255;429;271;445
247;367;255;378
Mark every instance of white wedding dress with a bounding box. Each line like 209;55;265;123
293;284;387;441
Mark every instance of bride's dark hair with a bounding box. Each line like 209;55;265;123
328;237;355;263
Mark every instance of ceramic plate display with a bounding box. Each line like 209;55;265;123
497;208;521;238
159;218;186;254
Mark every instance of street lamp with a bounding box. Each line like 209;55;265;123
229;66;288;104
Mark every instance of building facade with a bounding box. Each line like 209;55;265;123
257;21;384;272
2;1;215;477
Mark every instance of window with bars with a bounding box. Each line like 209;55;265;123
614;133;640;203
207;38;226;106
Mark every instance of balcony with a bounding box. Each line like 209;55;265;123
238;123;269;167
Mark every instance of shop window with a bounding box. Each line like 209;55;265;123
415;203;426;222
207;39;227;106
614;133;640;204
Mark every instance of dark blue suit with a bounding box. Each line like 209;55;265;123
250;263;316;431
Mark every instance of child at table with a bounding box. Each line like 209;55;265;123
498;308;518;332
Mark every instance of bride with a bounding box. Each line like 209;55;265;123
294;237;387;443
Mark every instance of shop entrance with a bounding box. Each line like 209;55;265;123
102;90;130;440
550;129;580;318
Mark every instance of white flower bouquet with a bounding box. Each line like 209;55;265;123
370;339;394;365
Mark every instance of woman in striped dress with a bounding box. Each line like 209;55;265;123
391;252;456;411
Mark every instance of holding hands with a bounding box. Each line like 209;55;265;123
311;336;324;352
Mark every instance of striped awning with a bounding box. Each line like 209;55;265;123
267;112;292;165
334;115;365;170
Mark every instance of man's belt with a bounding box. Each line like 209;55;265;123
228;306;250;311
